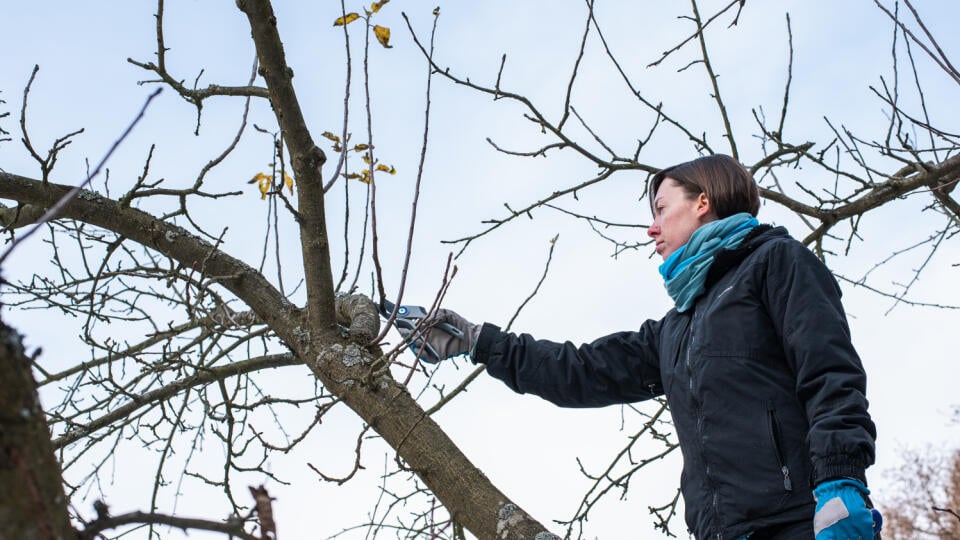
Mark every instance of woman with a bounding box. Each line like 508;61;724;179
404;154;879;539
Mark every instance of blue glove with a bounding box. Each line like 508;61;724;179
813;478;882;539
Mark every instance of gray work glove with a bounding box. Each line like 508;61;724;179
396;308;481;363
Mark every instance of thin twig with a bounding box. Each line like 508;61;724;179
646;0;744;68
324;0;355;193
558;1;593;130
377;10;441;342
872;0;960;85
505;235;559;331
690;0;738;160
777;13;794;138
427;235;558;415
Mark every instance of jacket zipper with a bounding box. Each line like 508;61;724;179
687;312;724;529
766;406;793;492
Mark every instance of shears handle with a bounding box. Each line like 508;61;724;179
391;318;443;362
380;300;464;338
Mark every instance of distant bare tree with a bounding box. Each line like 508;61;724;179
880;445;960;539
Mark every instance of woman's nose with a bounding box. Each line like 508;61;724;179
647;221;660;238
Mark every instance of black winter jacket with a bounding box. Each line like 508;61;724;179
472;226;876;540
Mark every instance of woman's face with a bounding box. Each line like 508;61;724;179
648;178;715;260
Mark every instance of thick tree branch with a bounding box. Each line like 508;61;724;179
0;172;302;345
0;202;45;231
77;509;259;540
236;0;338;343
816;155;960;220
757;153;960;246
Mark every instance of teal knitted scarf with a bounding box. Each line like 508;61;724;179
658;212;759;312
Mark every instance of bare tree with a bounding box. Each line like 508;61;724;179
880;445;960;539
2;1;555;537
0;1;957;539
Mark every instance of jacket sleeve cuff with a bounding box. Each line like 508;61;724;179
812;454;869;486
470;322;501;364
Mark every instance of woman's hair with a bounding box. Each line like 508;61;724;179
649;154;760;218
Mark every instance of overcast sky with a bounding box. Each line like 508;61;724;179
2;1;959;538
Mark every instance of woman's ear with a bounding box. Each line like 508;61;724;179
695;192;714;219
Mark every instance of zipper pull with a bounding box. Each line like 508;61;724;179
781;465;793;491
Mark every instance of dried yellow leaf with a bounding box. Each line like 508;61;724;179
333;13;361;26
361;154;372;165
371;0;390;13
359;170;372;184
375;163;396;174
332;142;343;153
248;172;270;184
321;131;342;144
353;143;371;152
284;173;295;195
373;25;392;48
248;172;272;200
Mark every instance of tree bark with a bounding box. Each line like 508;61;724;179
0;314;75;540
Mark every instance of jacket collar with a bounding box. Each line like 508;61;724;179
704;224;787;288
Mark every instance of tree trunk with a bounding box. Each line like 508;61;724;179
0;314;75;540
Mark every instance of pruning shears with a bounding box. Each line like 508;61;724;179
379;299;464;363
